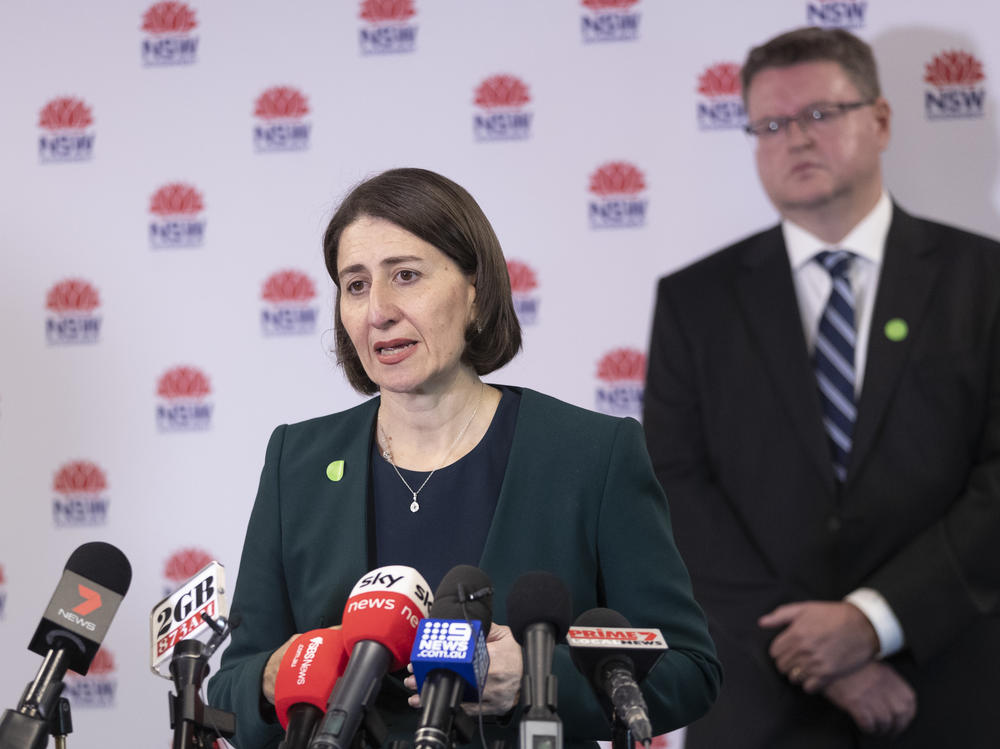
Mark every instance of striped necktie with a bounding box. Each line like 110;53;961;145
814;250;856;482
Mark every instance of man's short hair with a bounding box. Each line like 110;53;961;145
741;27;882;106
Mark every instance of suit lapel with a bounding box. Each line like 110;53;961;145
735;227;836;493
848;207;942;483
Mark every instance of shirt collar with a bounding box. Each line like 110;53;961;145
782;191;893;271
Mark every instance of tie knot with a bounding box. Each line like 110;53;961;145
815;250;853;279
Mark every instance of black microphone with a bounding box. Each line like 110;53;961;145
0;542;131;749
506;571;572;749
567;608;668;748
412;565;494;749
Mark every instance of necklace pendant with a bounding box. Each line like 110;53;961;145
410;496;420;513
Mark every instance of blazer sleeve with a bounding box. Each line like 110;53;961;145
207;425;295;749
643;277;782;594
551;415;722;736
865;295;1000;663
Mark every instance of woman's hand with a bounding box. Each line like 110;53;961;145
404;623;523;715
262;633;301;704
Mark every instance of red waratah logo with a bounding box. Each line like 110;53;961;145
360;0;415;21
88;648;116;675
157;367;211;399
596;348;646;383
589;162;646;197
53;461;108;494
507;260;538;293
150;183;204;216
582;0;638;8
475;75;531;109
46;280;100;314
38;98;93;131
164;548;213;583
255;87;310;119
924;51;985;86
698;63;741;97
141;2;197;33
262;270;316;303
0;565;5;584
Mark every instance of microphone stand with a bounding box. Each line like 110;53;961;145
168;614;236;749
0;647;74;749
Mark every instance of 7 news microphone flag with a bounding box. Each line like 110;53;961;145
0;542;132;749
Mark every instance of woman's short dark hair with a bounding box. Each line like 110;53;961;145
741;27;881;106
323;167;522;395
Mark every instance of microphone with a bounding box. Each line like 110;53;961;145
506;571;572;749
276;629;349;749
0;542;131;749
411;565;494;749
309;565;433;749
566;608;669;748
149;560;228;679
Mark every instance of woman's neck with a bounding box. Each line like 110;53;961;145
377;375;500;471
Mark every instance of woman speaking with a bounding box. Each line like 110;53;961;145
208;168;720;748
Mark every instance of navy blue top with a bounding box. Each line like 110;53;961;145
371;386;521;592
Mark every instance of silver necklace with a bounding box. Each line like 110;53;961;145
378;384;485;513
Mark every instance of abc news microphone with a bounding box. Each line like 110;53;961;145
0;542;131;749
275;629;348;749
506;571;573;749
410;565;494;749
309;565;433;749
567;609;668;749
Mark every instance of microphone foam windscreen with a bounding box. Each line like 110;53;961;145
506;570;572;644
430;565;494;636
275;628;347;729
66;541;132;595
569;608;633;681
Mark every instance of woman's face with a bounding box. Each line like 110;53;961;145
337;216;477;396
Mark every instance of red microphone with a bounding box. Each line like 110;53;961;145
309;566;433;749
276;629;348;749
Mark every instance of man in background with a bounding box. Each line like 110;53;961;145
644;26;999;748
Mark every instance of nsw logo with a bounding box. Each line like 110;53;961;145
149;183;206;249
156;366;213;432
261;270;318;336
696;63;746;131
254;87;311;152
588;162;647;229
473;75;532;142
45;279;102;345
63;648;117;708
359;0;418;55
52;461;109;528
140;2;199;66
924;51;986;120
38;97;95;164
507;260;540;325
595;347;645;417
580;0;640;43
805;0;867;30
162;547;214;598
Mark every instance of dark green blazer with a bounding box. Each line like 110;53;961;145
208;386;720;748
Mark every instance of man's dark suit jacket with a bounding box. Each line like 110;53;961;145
644;206;1000;748
208;387;721;749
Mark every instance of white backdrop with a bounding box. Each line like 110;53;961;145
1;1;997;747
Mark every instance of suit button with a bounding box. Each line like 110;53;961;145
827;516;842;532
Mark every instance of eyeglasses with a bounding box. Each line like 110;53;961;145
744;100;876;138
